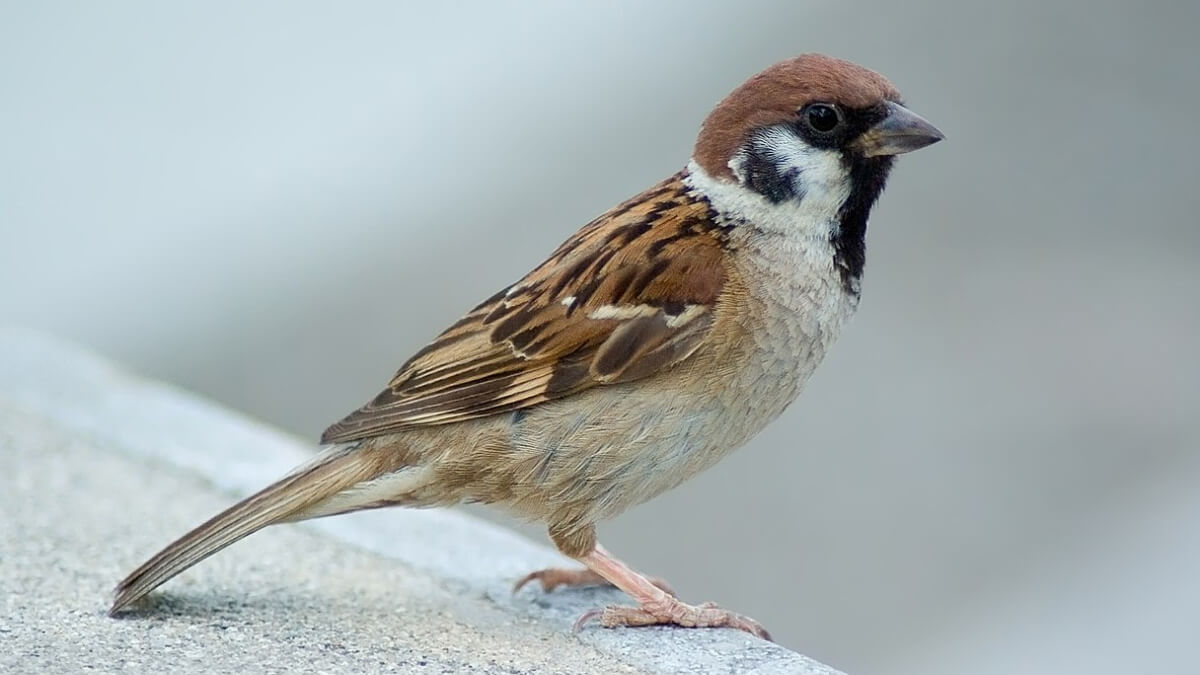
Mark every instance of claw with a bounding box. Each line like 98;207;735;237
511;571;543;594
572;607;604;633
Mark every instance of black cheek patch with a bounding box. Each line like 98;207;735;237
742;149;806;204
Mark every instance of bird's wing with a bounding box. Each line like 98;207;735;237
320;174;730;444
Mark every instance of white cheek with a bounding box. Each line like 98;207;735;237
787;149;851;219
737;126;851;227
685;154;848;243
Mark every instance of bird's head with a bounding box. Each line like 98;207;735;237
692;53;943;225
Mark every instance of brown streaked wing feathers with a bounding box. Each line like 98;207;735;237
320;173;728;444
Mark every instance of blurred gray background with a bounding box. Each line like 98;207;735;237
3;1;1198;673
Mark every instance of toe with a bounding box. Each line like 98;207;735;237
573;599;772;640
733;615;772;641
512;571;542;594
513;568;608;594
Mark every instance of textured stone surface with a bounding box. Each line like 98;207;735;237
0;329;840;674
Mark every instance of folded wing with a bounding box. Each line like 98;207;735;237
321;175;730;444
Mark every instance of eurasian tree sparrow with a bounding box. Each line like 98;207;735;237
110;53;943;640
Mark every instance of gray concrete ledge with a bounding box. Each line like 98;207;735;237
0;328;843;674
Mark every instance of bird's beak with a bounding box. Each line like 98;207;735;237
855;101;944;157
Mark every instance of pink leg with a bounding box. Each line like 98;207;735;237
572;544;770;640
514;558;675;596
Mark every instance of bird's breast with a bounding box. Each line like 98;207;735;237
716;229;859;440
486;230;858;525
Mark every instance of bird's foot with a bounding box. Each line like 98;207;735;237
513;567;675;596
573;597;771;640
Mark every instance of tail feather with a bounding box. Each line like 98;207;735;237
110;443;382;615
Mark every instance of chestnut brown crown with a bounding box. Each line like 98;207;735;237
693;54;903;179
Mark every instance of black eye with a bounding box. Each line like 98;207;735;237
803;103;842;133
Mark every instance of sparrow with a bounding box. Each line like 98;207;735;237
109;53;943;640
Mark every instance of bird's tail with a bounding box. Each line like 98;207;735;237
109;442;391;615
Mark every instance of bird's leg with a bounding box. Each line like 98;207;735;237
514;560;675;596
516;525;767;638
514;521;677;596
569;544;771;640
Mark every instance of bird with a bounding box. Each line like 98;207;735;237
109;53;943;640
